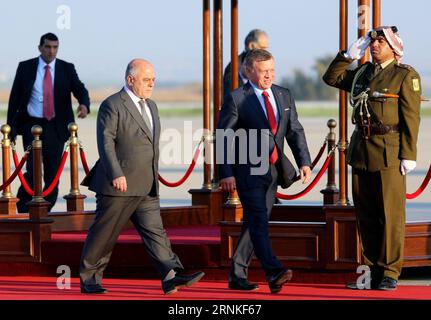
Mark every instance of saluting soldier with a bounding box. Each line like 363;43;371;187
323;26;421;291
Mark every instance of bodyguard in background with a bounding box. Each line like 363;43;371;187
223;29;269;99
7;32;90;212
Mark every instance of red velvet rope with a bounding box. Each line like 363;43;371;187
0;153;28;191
12;150;34;196
311;141;327;169
12;148;69;197
158;145;202;188
276;153;333;200
42;150;69;197
288;140;328;184
406;163;431;199
79;147;90;175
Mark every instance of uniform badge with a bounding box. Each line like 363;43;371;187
412;78;420;92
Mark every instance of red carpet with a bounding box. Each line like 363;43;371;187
0;276;430;300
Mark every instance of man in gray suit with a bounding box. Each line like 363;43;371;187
79;59;204;294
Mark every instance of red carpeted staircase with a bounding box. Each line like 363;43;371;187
40;226;221;276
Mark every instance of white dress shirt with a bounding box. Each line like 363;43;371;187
27;56;56;118
249;81;279;123
124;86;154;132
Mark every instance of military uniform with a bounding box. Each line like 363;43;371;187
323;52;421;281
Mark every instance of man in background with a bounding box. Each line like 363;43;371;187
7;32;90;212
223;29;269;99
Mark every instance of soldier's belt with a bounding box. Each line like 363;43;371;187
355;124;399;136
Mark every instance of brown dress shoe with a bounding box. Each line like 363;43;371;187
268;269;293;294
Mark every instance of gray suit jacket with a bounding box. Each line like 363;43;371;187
82;89;160;196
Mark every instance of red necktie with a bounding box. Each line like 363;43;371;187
43;65;55;121
262;90;278;164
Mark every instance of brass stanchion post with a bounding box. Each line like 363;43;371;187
64;123;86;212
26;125;53;262
0;125;19;214
321;119;339;204
27;125;50;219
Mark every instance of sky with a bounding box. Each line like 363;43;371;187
0;0;430;88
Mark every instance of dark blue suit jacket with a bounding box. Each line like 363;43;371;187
217;82;311;190
7;57;90;141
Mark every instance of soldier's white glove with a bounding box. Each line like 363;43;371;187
345;36;371;60
400;159;416;175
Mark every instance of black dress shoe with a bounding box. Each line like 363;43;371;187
162;271;205;295
228;278;259;291
81;284;108;294
378;277;398;291
268;269;293;294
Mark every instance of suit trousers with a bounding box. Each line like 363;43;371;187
352;167;406;280
79;192;184;286
232;165;283;279
17;118;65;213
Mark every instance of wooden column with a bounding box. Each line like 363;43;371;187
190;0;225;225
321;119;339;205
63;123;86;212
230;0;239;89
372;0;381;28
358;0;371;65
222;0;242;221
202;0;212;190
0;124;18;214
213;0;223;185
337;0;350;205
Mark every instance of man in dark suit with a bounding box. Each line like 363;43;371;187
223;29;269;100
217;49;312;293
7;32;90;212
79;59;204;295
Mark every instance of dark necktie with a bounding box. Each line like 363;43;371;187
138;99;152;132
43;65;55;120
262;90;279;164
373;64;382;78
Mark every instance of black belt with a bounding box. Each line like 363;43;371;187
355;124;399;136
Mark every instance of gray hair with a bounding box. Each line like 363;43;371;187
244;29;267;50
244;49;273;70
125;60;138;81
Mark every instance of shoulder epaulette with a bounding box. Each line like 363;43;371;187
395;63;413;70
